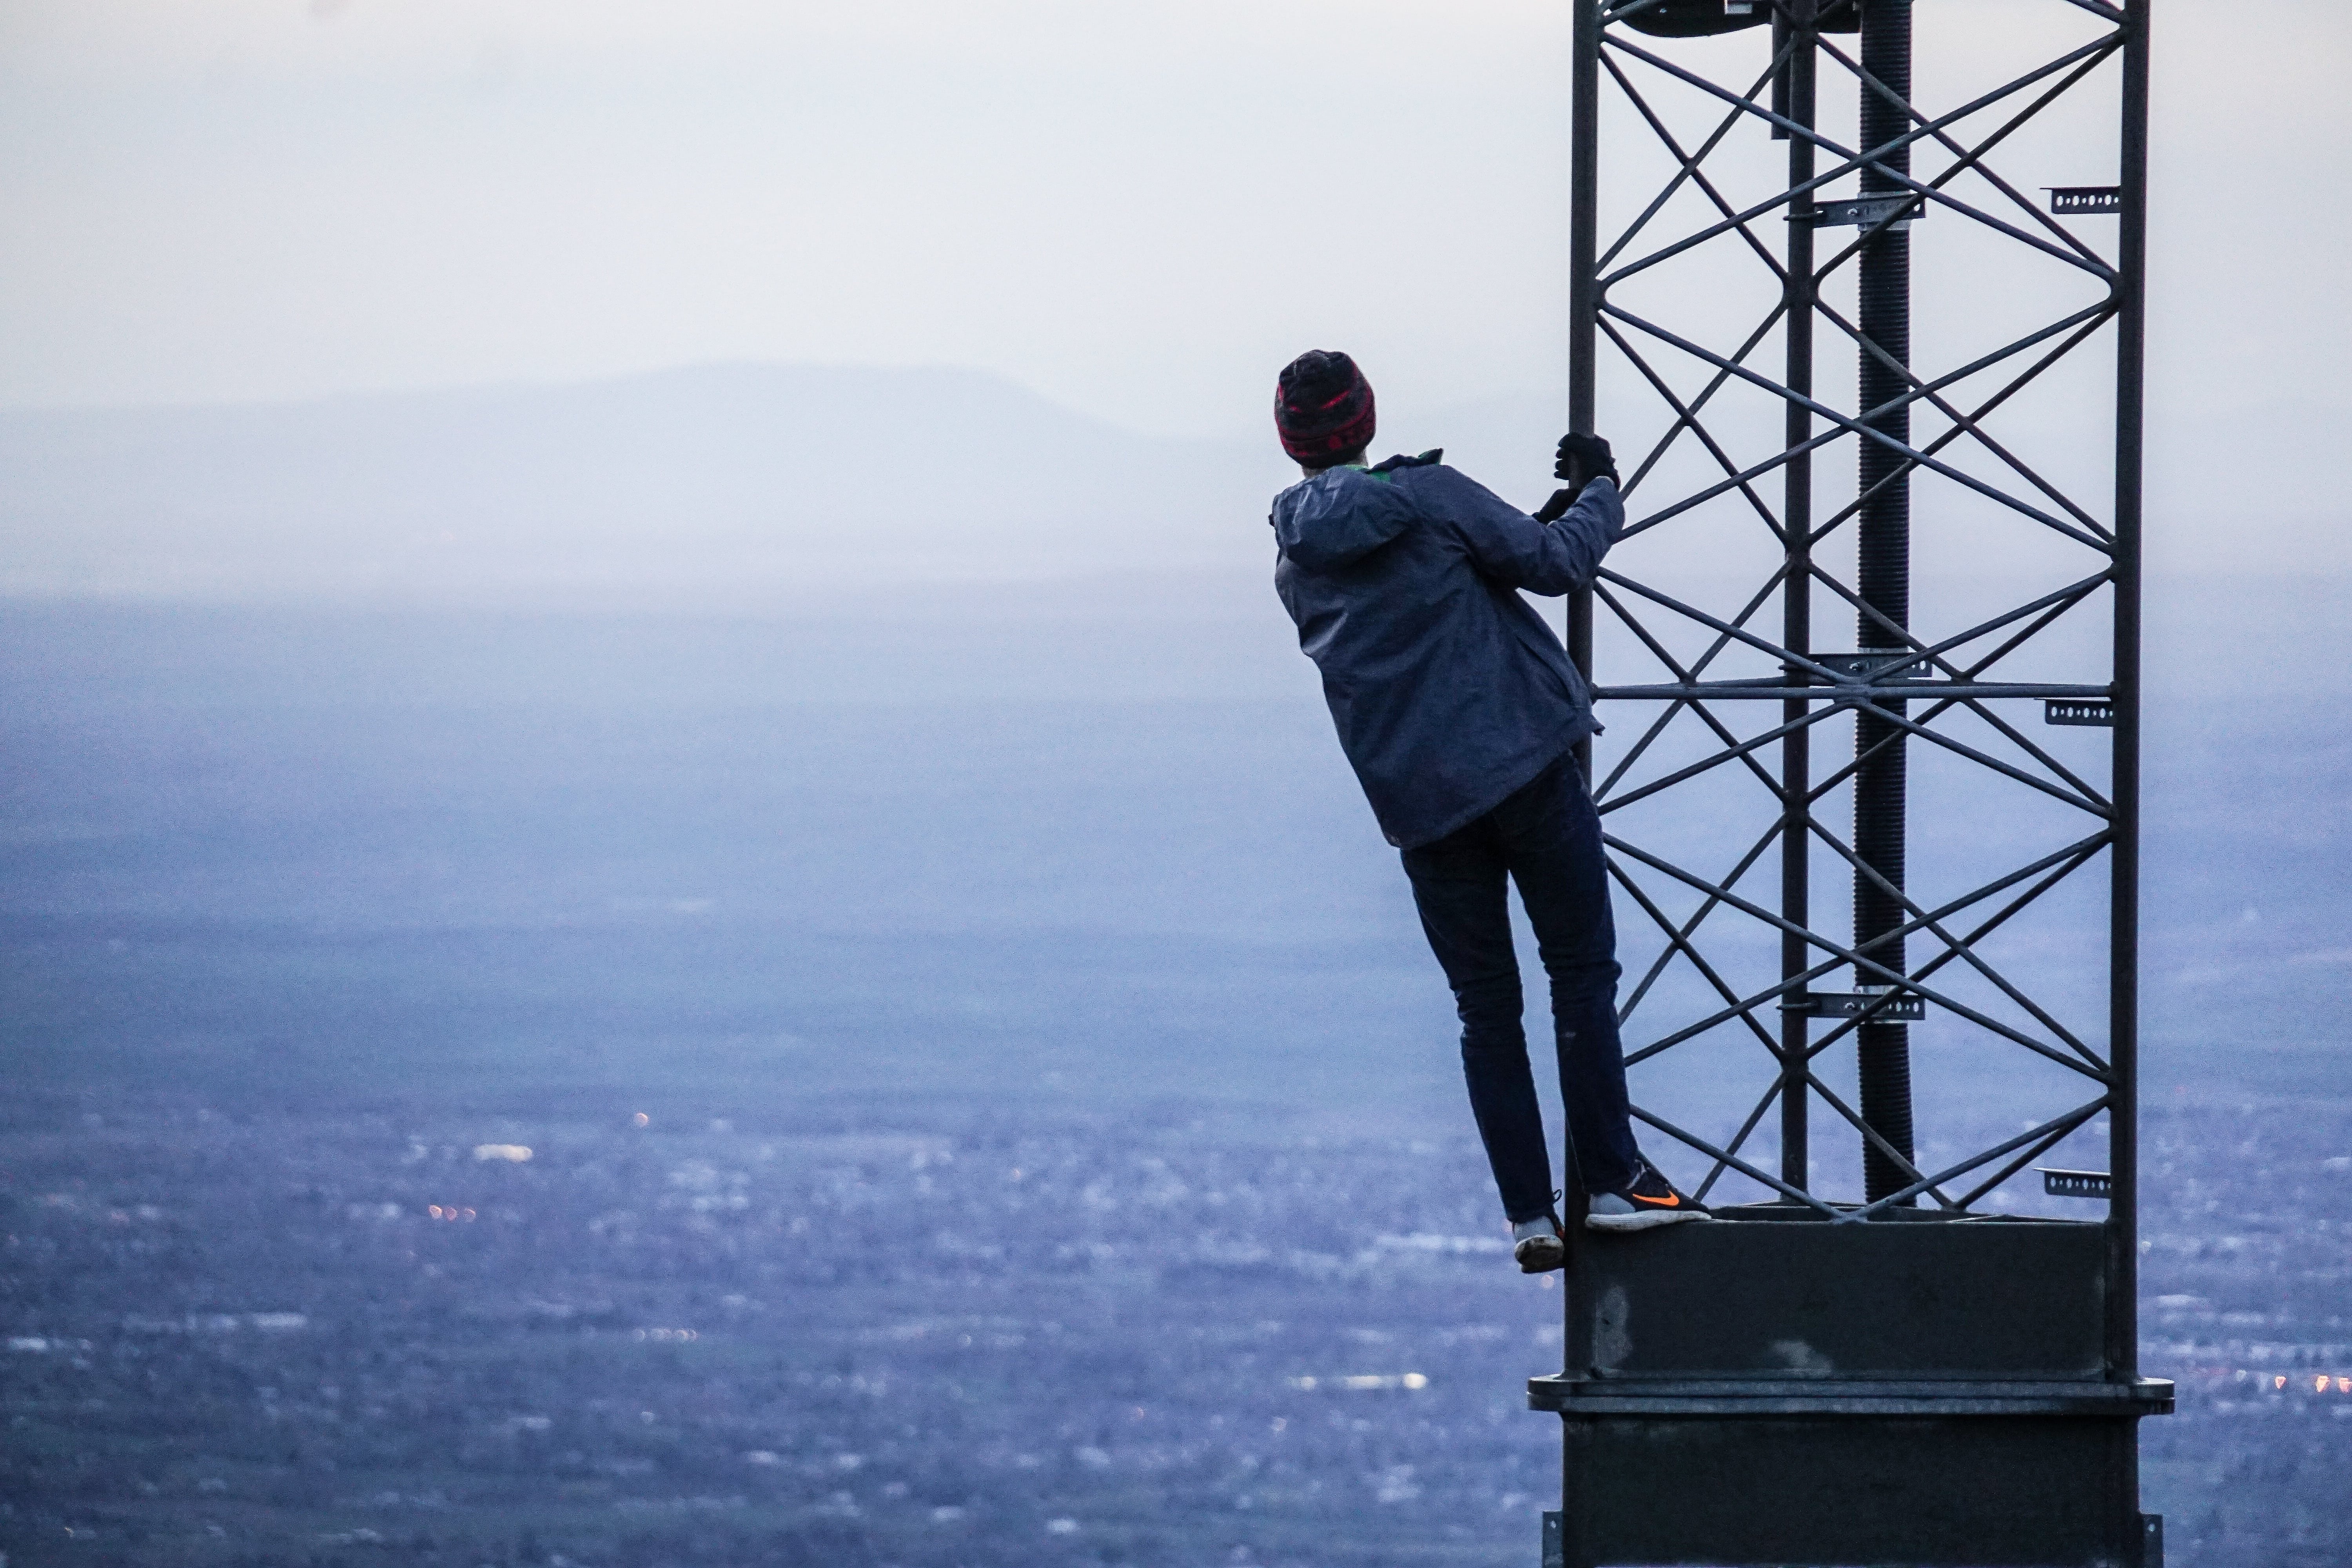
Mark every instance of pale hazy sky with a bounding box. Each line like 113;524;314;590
2;0;2346;551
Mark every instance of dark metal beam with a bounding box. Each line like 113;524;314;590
1778;0;1820;1199
2107;0;2151;1386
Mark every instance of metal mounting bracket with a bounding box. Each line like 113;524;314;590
2045;699;2115;726
1797;194;1926;229
1810;651;1932;682
1791;991;1926;1022
2041;1168;2113;1199
2048;186;2123;214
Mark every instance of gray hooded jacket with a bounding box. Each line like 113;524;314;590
1270;452;1623;849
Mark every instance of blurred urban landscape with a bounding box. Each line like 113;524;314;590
3;1088;2346;1568
3;599;2347;1568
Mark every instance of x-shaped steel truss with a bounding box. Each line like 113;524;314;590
1570;0;2142;1223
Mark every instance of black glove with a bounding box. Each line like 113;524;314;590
1554;432;1620;492
1534;487;1579;524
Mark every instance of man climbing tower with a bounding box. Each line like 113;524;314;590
1267;349;1708;1273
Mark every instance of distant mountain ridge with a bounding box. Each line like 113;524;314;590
0;363;1296;606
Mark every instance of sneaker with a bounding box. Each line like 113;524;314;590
1585;1159;1710;1232
1510;1213;1566;1273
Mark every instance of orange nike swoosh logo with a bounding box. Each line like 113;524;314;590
1629;1192;1683;1207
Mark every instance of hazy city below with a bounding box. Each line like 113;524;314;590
5;573;2348;1567
2;365;2348;1566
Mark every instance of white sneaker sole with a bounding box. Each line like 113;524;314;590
1585;1207;1711;1233
1514;1239;1567;1273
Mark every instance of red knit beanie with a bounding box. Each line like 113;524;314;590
1274;350;1376;466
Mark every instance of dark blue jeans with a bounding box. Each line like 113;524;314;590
1400;754;1642;1222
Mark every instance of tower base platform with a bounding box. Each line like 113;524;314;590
1532;1208;2170;1567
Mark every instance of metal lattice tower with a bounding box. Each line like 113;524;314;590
1533;3;2170;1563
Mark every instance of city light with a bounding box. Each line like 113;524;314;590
2243;1372;2352;1396
1285;1374;1430;1392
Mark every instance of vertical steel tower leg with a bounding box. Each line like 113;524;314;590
1566;0;1601;790
2107;0;2151;1388
1778;1;1818;1199
1852;0;1916;1203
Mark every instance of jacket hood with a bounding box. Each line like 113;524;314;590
1270;452;1438;571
